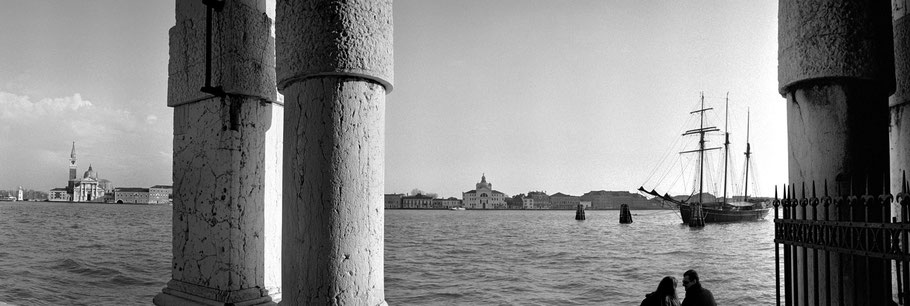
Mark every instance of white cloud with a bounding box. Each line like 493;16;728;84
0;91;172;191
0;92;93;120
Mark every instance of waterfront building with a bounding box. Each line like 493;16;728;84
525;191;551;209
504;194;524;209
384;193;404;209
47;142;108;202
462;174;508;209
580;200;592;208
522;197;535;209
48;188;71;202
17;186;23;201
112;186;173;204
549;192;580;209
114;187;150;204
148;185;173;204
580;190;662;210
72;165;105;202
402;193;434;209
433;197;462;209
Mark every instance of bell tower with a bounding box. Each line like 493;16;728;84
68;141;77;191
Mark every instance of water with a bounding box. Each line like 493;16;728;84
0;202;171;305
0;203;776;305
385;209;775;305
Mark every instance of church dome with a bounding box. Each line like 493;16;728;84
83;164;96;179
475;173;492;190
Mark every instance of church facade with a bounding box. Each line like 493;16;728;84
48;142;109;202
462;174;507;209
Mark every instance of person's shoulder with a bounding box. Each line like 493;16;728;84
701;287;717;304
640;292;655;306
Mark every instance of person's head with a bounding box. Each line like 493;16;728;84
682;270;700;290
655;276;678;298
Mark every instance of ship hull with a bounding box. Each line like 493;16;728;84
678;203;769;223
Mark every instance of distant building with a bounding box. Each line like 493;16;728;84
580;200;592;209
384;193;404;209
149;185;173;204
99;179;114;195
47;142;108;202
49;188;71;202
17;186;23;201
672;193;718;204
504;194;524;209
402;193;434;209
525;191;550;209
581;190;662;210
111;186;173;204
114;187;150;204
73;165;105;202
462;174;507;209
549;192;580;209
433;197;462;209
522;197;536;209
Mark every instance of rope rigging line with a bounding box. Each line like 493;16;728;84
642;115;697;187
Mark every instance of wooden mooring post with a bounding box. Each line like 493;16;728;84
575;204;585;220
619;204;632;224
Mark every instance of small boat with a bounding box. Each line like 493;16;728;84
640;93;770;226
449;207;466;211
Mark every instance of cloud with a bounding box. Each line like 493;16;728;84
0;92;93;120
0;92;139;148
0;91;172;191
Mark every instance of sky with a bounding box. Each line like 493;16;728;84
0;1;787;199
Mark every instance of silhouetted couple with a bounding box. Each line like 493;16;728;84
640;270;716;306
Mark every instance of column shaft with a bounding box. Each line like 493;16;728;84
276;0;392;304
155;0;281;305
890;0;910;217
282;78;386;304
779;1;895;305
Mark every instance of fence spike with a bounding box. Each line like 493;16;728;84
774;185;778;200
802;181;806;200
812;180;817;199
904;170;908;194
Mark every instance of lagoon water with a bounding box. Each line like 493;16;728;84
0;203;776;305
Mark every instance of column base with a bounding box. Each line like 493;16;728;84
153;280;279;306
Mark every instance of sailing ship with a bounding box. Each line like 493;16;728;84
639;93;770;226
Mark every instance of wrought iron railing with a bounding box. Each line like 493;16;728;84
773;177;910;305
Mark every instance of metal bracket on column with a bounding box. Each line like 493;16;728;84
200;0;225;97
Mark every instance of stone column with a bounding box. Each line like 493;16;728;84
891;0;910;216
154;0;282;305
779;1;895;305
276;0;392;304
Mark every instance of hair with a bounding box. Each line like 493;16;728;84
654;276;678;299
683;270;700;283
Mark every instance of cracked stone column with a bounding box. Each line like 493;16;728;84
154;0;282;305
891;1;910;216
276;0;392;304
779;1;895;305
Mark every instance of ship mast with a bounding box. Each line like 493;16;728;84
743;109;752;202
680;92;721;227
722;92;729;207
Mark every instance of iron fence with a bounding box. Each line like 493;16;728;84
773;176;910;305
